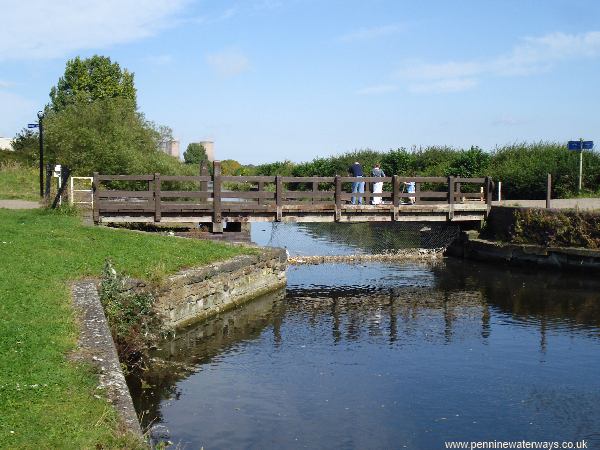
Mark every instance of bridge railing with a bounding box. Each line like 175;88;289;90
93;161;493;224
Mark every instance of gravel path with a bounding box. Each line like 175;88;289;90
0;199;41;209
494;198;600;210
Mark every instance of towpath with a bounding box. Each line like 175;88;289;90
0;199;41;209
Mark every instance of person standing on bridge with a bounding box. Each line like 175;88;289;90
348;161;365;205
403;180;416;204
371;164;385;205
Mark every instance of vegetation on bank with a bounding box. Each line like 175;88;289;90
0;208;251;448
100;260;163;371
0;160;38;201
512;209;600;249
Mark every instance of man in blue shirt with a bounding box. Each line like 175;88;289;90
348;162;365;205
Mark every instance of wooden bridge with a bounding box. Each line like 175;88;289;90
93;161;493;232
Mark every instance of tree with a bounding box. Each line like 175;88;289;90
44;98;186;175
49;55;137;112
221;159;242;175
183;143;208;165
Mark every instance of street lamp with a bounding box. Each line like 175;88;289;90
37;111;44;198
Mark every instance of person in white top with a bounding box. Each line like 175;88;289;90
371;164;385;205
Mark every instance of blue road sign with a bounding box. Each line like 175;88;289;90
583;141;594;150
27;123;39;128
568;141;582;151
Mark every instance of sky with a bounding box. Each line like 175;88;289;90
1;0;599;164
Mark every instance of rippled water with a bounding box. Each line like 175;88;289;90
129;225;600;449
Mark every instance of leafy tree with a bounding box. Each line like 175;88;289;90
44;98;189;175
11;128;38;160
220;159;242;175
183;143;208;165
49;55;136;112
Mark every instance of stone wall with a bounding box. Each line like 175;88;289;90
71;281;142;437
446;230;600;272
153;248;287;329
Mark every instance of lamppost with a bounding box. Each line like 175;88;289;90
37;111;44;198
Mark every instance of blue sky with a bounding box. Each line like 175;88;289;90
1;0;599;164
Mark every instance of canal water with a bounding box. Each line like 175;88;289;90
129;224;600;449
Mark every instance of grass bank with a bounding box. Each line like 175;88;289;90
0;208;252;448
0;161;38;201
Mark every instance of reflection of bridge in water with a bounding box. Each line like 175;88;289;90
93;161;493;232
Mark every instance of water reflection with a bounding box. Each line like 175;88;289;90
130;223;600;449
130;258;600;449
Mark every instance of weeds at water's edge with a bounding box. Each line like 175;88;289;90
100;260;165;373
512;209;600;249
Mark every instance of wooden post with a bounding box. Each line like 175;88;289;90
275;176;283;221
200;162;209;202
212;161;223;233
335;175;342;221
414;181;420;204
485;177;492;209
364;180;370;205
456;181;462;203
392;175;399;221
258;181;264;206
45;163;52;201
546;173;552;209
92;172;99;224
448;176;455;220
154;173;161;222
312;181;318;204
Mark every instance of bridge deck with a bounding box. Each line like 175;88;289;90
93;162;493;230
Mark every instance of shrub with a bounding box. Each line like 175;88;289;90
99;260;163;369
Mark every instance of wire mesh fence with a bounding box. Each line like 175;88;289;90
259;222;461;257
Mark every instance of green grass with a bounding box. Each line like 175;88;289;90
0;209;253;448
0;161;39;201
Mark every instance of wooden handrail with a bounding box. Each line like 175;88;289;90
92;163;492;227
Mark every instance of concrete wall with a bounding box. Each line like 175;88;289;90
447;232;600;271
198;141;214;162
153;248;287;328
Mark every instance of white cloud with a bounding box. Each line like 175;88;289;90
0;80;13;89
356;84;398;95
206;49;250;77
408;78;478;94
143;54;174;65
0;0;187;61
398;31;600;93
338;24;404;43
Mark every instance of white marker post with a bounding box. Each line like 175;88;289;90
568;139;593;193
579;138;583;193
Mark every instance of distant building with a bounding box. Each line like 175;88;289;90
0;137;14;151
198;141;215;162
159;140;180;158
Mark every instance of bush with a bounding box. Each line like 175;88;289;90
489;142;600;199
241;142;600;199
